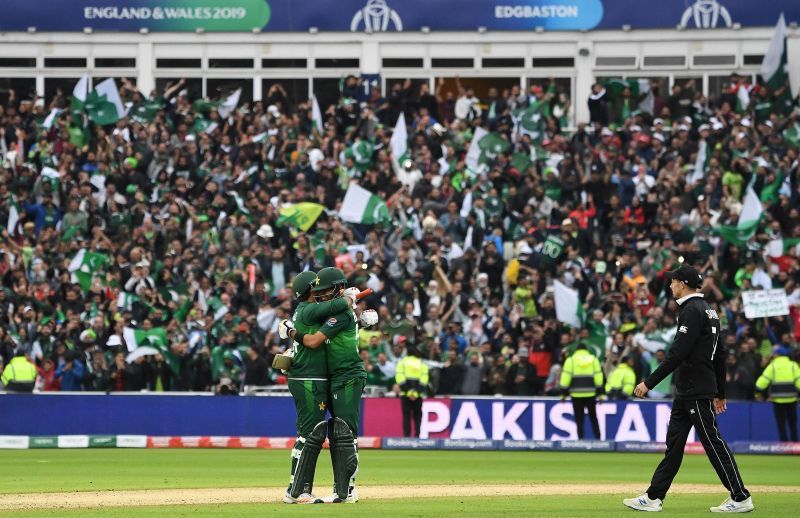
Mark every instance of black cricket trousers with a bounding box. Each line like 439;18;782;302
647;398;750;502
401;396;423;437
773;401;798;442
572;396;601;439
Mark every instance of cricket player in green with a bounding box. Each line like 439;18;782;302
278;271;356;504
284;267;376;504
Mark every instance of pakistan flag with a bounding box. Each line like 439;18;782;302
68;249;110;291
85;79;127;126
122;326;180;376
345;139;375;172
478;132;511;165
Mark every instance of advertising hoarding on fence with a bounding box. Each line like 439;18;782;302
741;289;790;319
0;0;797;32
2;394;794;442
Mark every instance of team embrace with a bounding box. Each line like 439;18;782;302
275;267;378;504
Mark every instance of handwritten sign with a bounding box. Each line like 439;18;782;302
741;289;790;319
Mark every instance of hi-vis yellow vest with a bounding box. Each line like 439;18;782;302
756;356;800;404
560;349;603;398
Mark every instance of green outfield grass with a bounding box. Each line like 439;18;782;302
6;494;800;518
1;449;799;517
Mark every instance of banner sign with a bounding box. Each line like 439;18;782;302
0;394;796;441
741;289;790;319
0;0;797;32
362;398;797;443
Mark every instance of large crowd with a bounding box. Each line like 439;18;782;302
0;72;798;398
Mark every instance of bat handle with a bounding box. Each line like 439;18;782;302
356;288;373;300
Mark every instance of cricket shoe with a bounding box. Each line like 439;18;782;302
710;497;754;513
282;492;317;504
623;493;663;512
315;487;358;504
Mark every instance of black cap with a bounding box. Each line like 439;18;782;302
667;264;703;289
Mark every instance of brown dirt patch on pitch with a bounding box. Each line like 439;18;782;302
1;484;797;511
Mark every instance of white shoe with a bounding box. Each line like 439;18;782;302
623;493;663;512
710;497;754;513
317;487;358;504
282;492;317;504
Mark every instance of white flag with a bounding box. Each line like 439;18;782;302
218;88;241;118
465;127;488;172
72;74;89;103
738;186;763;228
554;280;583;329
43;108;62;129
94;78;127;119
339;183;390;225
311;95;323;132
390;112;408;162
761;14;788;87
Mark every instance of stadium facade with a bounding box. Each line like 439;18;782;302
0;0;798;125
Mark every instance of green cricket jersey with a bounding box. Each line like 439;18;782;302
288;298;350;379
320;311;368;381
541;234;565;263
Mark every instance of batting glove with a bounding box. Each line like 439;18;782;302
360;309;379;327
278;319;295;340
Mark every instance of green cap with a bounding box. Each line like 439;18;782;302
292;271;318;300
313;267;347;293
125;184;137;194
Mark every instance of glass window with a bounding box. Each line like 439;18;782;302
209;58;254;69
95;58;136;68
262;58;307;68
432;58;474;68
156;58;201;69
482;58;524;68
382;58;424;68
0;58;36;68
155;78;203;100
206;78;253;104
436;76;519;101
262;78;309;113
315;58;359;69
44;77;81;105
0;78;36;105
312;78;343;113
44;57;87;68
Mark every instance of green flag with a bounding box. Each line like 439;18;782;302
68;249;110;291
339;184;390;225
130;99;164;124
761;14;788;91
276;202;325;232
345;140;375;172
717;186;763;246
511;152;532;173
85;78;127;126
191;98;221;113
478;132;511;165
70;75;89;120
122;326;179;376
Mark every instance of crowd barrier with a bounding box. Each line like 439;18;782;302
1;394;797;443
1;434;798;455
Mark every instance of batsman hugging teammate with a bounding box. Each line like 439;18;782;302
278;267;377;504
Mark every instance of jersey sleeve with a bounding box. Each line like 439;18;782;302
302;298;351;324
319;312;351;340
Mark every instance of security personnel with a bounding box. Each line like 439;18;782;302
395;346;429;438
1;349;37;392
755;347;800;442
627;264;752;513
606;355;637;400
559;343;603;439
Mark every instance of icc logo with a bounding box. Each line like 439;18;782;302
351;0;403;32
679;0;733;29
